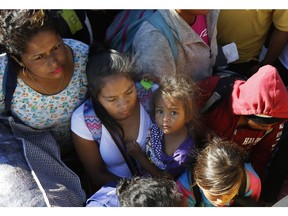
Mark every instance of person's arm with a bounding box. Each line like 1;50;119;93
72;132;120;193
126;141;172;179
249;125;282;180
262;28;288;65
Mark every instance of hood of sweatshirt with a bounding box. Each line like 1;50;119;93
231;65;288;118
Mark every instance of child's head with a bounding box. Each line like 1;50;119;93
116;176;183;207
86;45;140;138
86;45;138;101
151;75;199;135
193;136;246;206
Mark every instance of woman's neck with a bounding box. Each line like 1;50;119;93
176;10;197;26
118;102;141;142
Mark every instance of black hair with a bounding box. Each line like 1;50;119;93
116;176;183;207
0;10;60;72
0;10;58;56
86;43;139;141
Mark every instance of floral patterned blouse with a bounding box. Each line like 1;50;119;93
0;39;89;153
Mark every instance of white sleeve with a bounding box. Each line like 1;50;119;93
71;103;94;141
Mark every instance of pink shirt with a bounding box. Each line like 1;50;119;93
191;15;209;46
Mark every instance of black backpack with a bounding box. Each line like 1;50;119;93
201;71;247;115
49;10;121;45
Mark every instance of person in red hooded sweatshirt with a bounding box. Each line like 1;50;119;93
198;65;288;182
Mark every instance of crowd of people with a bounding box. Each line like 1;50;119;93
0;9;288;207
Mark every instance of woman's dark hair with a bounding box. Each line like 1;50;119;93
86;43;139;141
193;136;246;195
0;10;58;57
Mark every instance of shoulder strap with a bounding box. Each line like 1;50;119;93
232;168;262;207
83;82;154;176
187;169;202;207
3;56;18;114
105;10;177;61
83;99;102;144
147;11;178;61
109;129;141;176
83;98;141;176
237;172;247;197
106;10;156;53
192;184;202;207
232;174;261;207
201;72;247;115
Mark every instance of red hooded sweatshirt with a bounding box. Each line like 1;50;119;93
199;65;288;179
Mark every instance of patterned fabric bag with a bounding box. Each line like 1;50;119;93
0;115;86;207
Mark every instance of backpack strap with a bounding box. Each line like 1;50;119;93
109;128;141;176
187;170;203;207
201;72;247;115
83;98;141;176
105;10;177;61
237;172;247;197
147;11;178;61
3;56;18;114
192;184;202;207
105;10;155;53
83;98;102;144
232;171;261;207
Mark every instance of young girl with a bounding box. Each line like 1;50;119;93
177;136;261;207
126;75;201;178
71;46;157;194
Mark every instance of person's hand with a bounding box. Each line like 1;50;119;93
126;140;143;157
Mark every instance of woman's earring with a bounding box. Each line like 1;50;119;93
22;67;27;77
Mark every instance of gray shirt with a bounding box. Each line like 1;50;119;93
132;9;219;81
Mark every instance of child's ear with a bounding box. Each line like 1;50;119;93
10;55;25;67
